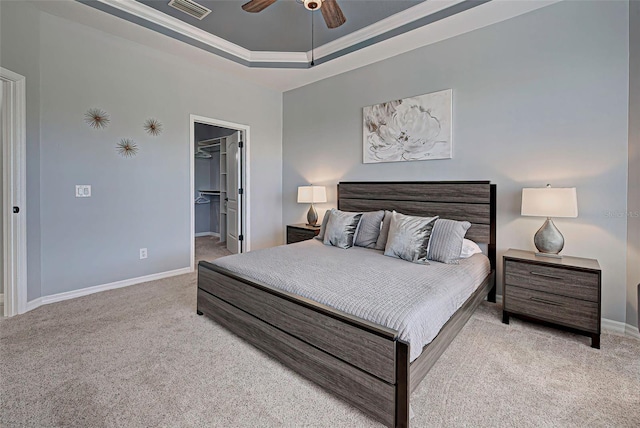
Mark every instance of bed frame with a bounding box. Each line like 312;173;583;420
197;181;496;427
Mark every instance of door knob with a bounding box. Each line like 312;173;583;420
13;206;19;214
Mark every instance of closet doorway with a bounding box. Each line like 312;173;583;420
190;115;248;270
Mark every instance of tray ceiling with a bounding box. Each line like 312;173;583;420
137;0;422;53
78;0;491;68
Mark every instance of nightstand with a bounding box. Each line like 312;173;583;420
502;249;601;348
286;223;320;244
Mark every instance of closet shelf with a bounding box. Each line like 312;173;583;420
199;190;221;195
198;136;225;146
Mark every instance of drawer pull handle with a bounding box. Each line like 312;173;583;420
529;296;564;306
530;271;563;280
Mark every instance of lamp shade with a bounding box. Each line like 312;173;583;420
521;187;578;218
297;186;327;204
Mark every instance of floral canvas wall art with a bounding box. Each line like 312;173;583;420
363;89;452;163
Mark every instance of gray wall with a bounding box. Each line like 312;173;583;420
283;1;630;323
0;1;42;301
628;0;640;329
1;2;282;299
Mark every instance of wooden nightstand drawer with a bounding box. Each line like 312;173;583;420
287;224;320;244
502;249;601;348
505;260;599;302
505;286;599;333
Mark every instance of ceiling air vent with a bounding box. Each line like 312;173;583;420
168;0;212;20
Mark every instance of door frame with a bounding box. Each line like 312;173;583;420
189;114;249;271
1;67;27;317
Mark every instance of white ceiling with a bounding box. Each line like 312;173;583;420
33;0;560;91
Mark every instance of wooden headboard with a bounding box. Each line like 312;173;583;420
337;181;497;269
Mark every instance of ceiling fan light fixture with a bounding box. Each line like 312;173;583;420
303;0;323;11
243;0;345;29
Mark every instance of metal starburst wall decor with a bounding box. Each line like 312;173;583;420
143;118;163;136
84;108;110;129
116;138;139;158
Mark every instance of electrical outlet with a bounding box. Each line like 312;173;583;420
75;185;91;198
139;248;147;259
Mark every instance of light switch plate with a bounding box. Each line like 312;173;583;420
75;185;91;197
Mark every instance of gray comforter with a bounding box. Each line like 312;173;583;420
211;239;490;362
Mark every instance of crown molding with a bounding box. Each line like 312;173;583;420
311;0;465;59
94;0;255;62
90;0;473;67
59;0;563;89
274;0;562;91
250;51;308;64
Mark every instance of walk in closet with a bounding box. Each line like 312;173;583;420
193;121;242;256
194;128;229;242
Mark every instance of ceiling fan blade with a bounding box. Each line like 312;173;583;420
241;0;277;13
321;0;346;29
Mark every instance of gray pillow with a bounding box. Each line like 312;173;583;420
428;219;472;264
323;209;363;249
314;210;331;241
374;210;393;250
384;212;438;264
354;210;385;248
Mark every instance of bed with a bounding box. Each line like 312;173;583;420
197;181;497;427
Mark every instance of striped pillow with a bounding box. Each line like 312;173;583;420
427;219;471;264
374;210;394;250
354;210;385;248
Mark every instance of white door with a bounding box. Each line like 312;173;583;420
226;131;240;253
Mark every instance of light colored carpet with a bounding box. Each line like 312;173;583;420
1;240;639;427
194;236;233;263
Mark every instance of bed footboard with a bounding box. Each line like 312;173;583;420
197;263;410;428
409;271;495;392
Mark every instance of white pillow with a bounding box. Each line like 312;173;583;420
460;239;482;258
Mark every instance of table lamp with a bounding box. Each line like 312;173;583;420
297;185;327;226
521;184;578;258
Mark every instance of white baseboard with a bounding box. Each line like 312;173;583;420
625;323;640;339
25;297;42;312
195;232;220;238
601;319;640;339
601;318;627;335
25;267;192;312
493;294;639;340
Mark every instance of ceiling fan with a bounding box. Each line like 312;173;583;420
241;0;347;29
